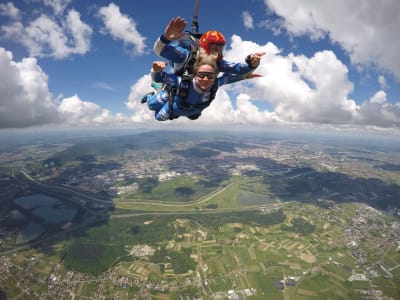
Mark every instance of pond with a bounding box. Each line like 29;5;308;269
14;194;61;209
16;222;45;244
14;194;77;224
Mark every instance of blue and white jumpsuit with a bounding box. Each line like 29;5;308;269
154;34;256;75
146;71;246;121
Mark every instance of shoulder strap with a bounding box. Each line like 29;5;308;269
178;71;192;107
178;76;218;110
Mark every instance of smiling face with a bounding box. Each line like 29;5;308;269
194;64;216;91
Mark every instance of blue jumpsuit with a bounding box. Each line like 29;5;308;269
146;71;246;121
153;34;256;75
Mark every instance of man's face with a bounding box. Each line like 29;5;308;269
208;43;224;55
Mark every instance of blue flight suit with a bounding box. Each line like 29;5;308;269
146;71;246;121
153;34;256;75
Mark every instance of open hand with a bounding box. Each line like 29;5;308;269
164;17;187;41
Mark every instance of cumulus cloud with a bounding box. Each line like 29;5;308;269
57;95;102;125
124;35;400;129
0;48;58;128
357;91;400;127
264;0;400;80
125;74;158;124
57;95;131;127
97;3;146;56
378;75;387;90
1;7;92;59
242;11;254;30
1;30;399;131
0;2;20;20
91;82;115;91
43;0;72;15
0;48;130;129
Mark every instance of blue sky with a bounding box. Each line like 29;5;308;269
0;0;399;133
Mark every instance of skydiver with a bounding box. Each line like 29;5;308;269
143;53;261;121
153;17;265;76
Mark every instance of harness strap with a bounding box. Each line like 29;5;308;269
166;74;218;117
178;75;218;110
168;99;174;120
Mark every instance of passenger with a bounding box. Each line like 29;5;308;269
143;53;261;121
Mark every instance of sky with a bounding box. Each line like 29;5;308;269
1;0;400;134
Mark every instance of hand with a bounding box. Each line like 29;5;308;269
152;61;168;72
249;52;265;68
244;72;263;79
164;17;187;41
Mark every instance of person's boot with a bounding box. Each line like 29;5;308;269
141;92;155;103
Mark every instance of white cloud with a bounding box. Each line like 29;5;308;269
124;35;400;130
234;93;278;124
57;95;131;127
0;48;130;129
43;0;72;15
378;75;387;90
369;91;386;105
0;2;20;20
57;95;101;123
242;11;254;30
0;47;58;128
91;82;115;91
97;3;146;56
125;74;158;124
1;8;92;59
264;0;400;80
357;91;400;127
65;9;92;55
1;34;399;131
197;89;238;125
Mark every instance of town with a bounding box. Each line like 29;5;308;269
0;130;399;299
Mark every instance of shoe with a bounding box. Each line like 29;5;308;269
187;113;201;120
140;92;155;104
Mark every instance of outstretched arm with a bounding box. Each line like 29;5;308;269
217;72;263;87
219;52;266;75
153;17;190;65
244;72;262;79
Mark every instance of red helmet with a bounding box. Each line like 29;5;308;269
199;30;226;60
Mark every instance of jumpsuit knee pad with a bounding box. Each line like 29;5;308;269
147;91;169;111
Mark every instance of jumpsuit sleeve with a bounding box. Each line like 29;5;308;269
153;34;190;64
217;73;246;88
151;70;168;83
219;59;256;75
153;35;171;56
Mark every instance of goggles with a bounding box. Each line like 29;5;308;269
196;72;217;80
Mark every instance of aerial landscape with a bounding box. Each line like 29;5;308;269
0;129;399;299
1;0;400;299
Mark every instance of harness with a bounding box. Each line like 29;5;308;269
166;0;217;119
167;72;218;120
